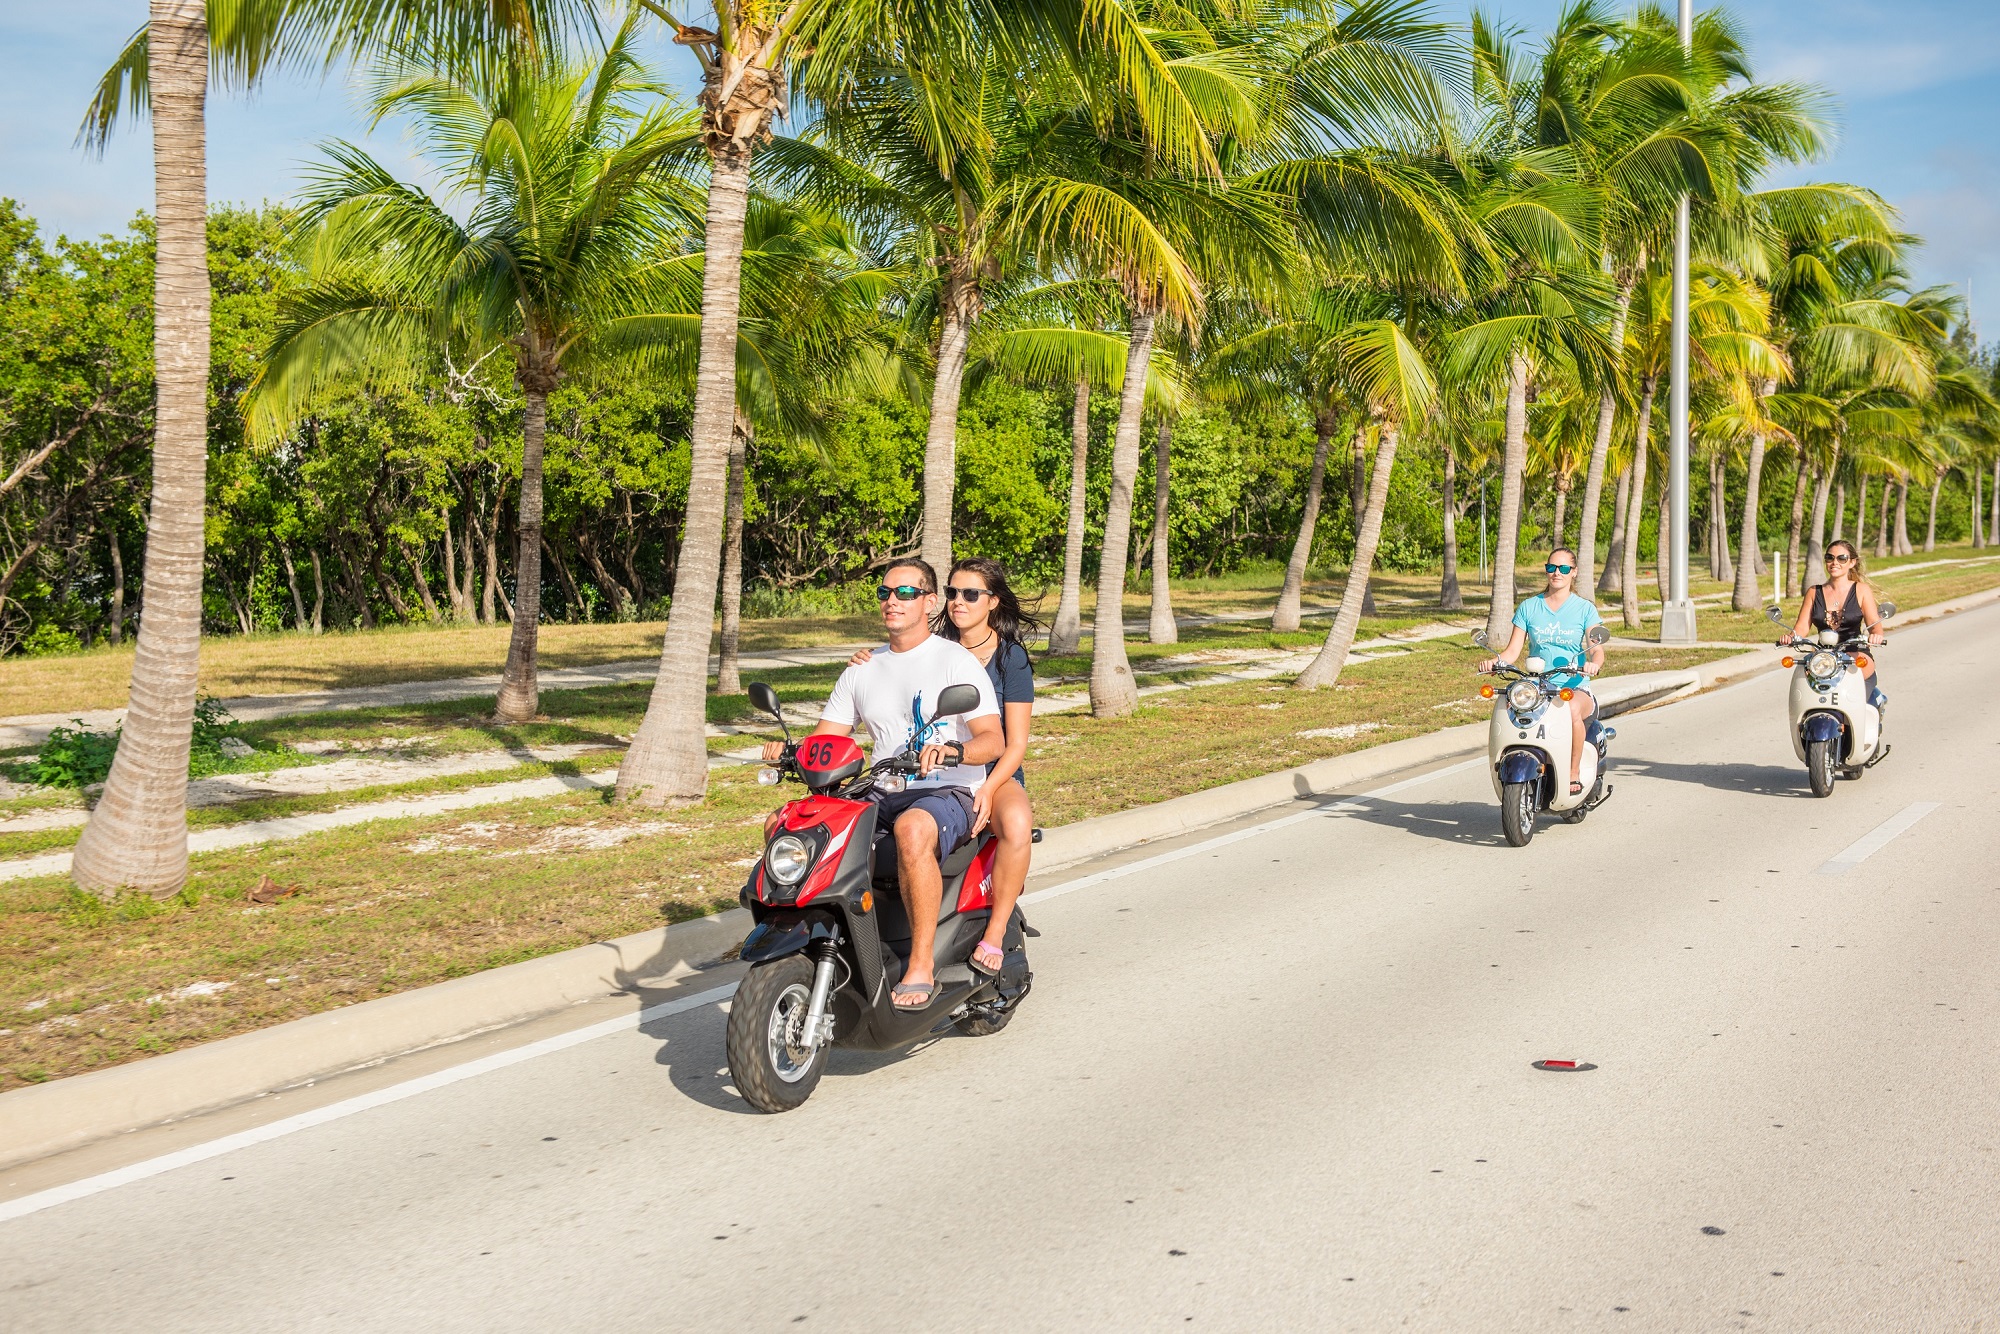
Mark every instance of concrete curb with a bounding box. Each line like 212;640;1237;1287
6;585;1994;1171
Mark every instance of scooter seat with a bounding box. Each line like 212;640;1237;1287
938;834;982;878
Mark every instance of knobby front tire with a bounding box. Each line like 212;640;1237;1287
726;955;826;1113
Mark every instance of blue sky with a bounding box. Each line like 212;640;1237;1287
5;1;1998;330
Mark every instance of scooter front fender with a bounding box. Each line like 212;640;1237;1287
1800;711;1845;745
1497;749;1545;786
739;909;842;965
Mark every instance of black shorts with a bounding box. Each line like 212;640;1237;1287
875;786;976;861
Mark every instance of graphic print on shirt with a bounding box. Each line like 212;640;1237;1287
906;693;948;756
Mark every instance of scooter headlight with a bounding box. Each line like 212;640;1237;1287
1806;650;1841;681
765;834;813;887
1505;680;1543;713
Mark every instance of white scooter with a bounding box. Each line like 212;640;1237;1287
1765;603;1894;797
1471;624;1615;847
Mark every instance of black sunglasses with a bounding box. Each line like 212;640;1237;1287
943;586;991;603
1545;563;1574;574
876;584;929;603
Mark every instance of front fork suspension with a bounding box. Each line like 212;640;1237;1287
800;939;840;1049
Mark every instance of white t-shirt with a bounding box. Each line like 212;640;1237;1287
819;633;1000;790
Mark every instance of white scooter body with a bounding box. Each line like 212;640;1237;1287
1485;656;1599;813
1784;634;1884;768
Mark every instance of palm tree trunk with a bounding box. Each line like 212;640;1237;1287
1049;377;1091;653
1974;464;1986;549
1732;389;1773;610
1148;416;1176;644
918;274;978;577
1574;277;1632;594
1923;474;1941;552
1853;474;1868;550
1619;379;1657;628
1709;452;1733;584
1439;440;1463;611
618;132;759;805
1274;410;1334;631
1600;464;1630;597
495;380;551;722
308;549;325;633
716;410;751;695
1350;420;1377;617
280;543;308;629
108;531;126;644
1805;460;1834;587
1893;477;1912;555
1483;354;1531;644
1874;479;1891;558
1831;478;1847;543
1295;417;1400;689
1990;455;1999;544
70;0;209;899
1550;474;1570;551
1782;454;1807;599
1655;477;1669;606
1088;309;1155;718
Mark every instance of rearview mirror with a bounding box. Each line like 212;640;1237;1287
932;683;981;719
1765;606;1788;626
1878;601;1897;619
1585;625;1610;647
1470;629;1490;650
747;683;783;718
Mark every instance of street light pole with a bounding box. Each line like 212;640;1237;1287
1659;0;1699;644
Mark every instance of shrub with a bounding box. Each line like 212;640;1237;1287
18;624;84;657
22;696;247;788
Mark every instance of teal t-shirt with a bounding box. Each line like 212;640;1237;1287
1512;593;1602;690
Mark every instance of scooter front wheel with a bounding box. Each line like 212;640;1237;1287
1806;738;1837;798
726;956;826;1113
1501;780;1538;847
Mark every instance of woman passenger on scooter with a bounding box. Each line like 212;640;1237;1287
1476;547;1606;797
850;558;1039;978
1779;539;1888;705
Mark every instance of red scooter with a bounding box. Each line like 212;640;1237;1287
726;682;1035;1112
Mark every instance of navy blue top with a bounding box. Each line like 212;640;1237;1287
981;639;1035;781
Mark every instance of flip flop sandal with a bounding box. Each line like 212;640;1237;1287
1569;780;1585;796
968;941;1005;977
891;979;939;1010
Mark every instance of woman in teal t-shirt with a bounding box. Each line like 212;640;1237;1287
1476;546;1606;796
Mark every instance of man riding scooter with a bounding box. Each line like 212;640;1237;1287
761;557;1003;1010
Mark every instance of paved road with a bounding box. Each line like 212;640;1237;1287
5;605;1998;1331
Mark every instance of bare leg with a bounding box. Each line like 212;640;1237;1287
980;782;1034;952
894;812;944;991
1569;693;1596;789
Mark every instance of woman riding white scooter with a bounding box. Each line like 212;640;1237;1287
1477;547;1606;798
1778;539;1887;707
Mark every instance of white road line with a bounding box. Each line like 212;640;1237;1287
0;984;737;1225
1;755;1482;1225
1814;801;1941;876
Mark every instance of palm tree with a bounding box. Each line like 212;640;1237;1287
616;0;1233;803
247;24;705;726
1294;312;1436;688
69;0;574;898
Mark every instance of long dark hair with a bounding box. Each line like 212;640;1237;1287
934;557;1045;649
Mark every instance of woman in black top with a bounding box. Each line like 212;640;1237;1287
1781;539;1888;701
849;557;1038;976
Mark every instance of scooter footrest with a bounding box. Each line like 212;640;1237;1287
1864;744;1891;768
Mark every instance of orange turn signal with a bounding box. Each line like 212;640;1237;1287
1780;656;1795;667
859;890;874;914
1559;687;1574;701
1854;654;1871;672
1479;684;1495;699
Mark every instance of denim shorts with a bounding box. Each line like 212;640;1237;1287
875;786;976;861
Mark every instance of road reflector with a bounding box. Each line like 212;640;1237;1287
1532;1059;1596;1072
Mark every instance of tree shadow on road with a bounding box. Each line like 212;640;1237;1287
1611;757;1812;799
629;976;957;1114
1315;795;1510;848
